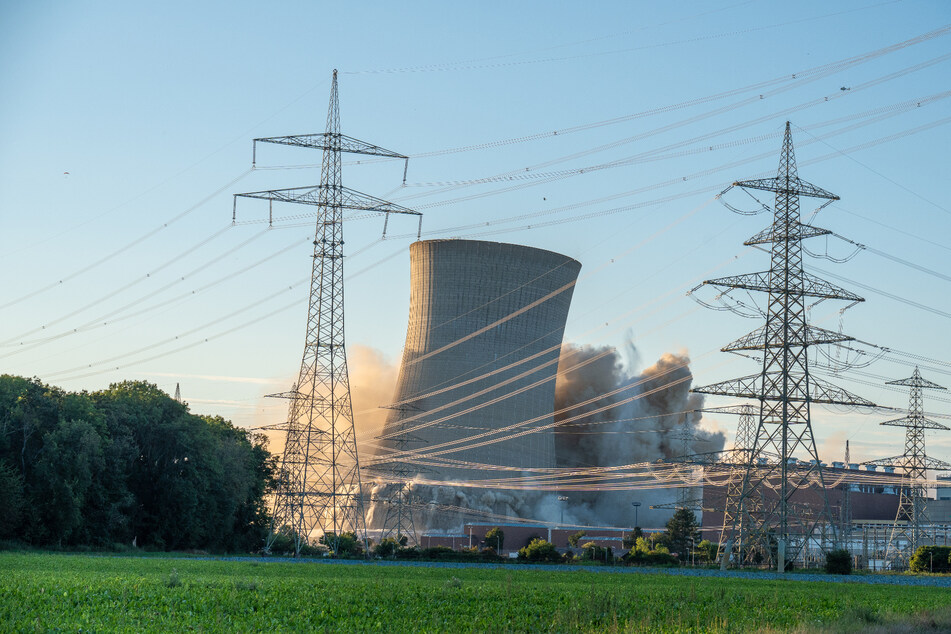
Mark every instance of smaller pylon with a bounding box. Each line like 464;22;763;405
650;417;705;513
367;403;431;547
174;383;182;403
863;368;950;568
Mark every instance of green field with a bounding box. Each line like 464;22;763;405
2;553;950;632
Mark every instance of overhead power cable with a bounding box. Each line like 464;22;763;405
0;169;253;312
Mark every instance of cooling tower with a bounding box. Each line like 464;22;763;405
371;239;581;531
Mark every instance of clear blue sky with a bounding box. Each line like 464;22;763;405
1;0;950;466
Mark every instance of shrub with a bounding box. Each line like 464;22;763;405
420;546;455;560
373;537;400;559
622;549;678;567
484;527;504;551
568;531;587;548
909;546;951;573
394;546;420;560
581;542;613;562
518;538;561;563
824;549;852;575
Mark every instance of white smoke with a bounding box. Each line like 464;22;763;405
550;343;725;529
360;342;725;534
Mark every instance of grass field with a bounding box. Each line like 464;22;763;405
2;553;951;632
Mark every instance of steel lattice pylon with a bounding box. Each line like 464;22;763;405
702;404;757;565
864;368;950;569
693;122;874;571
234;70;421;556
366;403;431;547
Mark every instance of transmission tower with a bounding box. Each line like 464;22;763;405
699;404;758;565
692;122;874;571
365;403;431;547
840;440;852;548
651;417;706;513
863;368;950;569
174;382;182;403
234;70;421;556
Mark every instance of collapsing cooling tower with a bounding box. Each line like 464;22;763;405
371;239;581;531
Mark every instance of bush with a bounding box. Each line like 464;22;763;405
622;549;678;567
518;538;561;563
568;531;587;548
909;546;951;573
420;546;456;560
373;537;400;559
484;527;504;551
581;541;613;562
824;549;852;575
319;532;362;557
394;546;420;560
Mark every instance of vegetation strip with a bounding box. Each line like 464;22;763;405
4;552;951;632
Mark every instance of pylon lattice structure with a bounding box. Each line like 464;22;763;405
697;404;758;562
366;403;431;547
234;70;421;556
840;440;852;543
651;417;706;512
863;368;950;569
692;122;874;570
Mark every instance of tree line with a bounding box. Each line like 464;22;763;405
0;375;275;552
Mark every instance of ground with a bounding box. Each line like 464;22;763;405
2;552;951;632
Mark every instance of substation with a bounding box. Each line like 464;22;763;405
245;71;951;572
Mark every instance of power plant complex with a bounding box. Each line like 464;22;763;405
253;71;950;572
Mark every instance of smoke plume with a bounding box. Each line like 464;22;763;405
551;343;725;528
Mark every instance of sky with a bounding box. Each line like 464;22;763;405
1;0;950;468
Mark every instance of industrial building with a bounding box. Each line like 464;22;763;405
368;239;582;532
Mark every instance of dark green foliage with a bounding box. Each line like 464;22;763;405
419;546;456;560
664;508;700;558
824;548;853;575
909;546;951;573
373;537;400;558
518;538;561;562
581;541;614;562
696;539;719;564
320;532;362;557
622;549;679;567
484;527;504;551
0;460;24;539
0;375;274;552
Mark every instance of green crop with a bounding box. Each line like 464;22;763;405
2;552;950;632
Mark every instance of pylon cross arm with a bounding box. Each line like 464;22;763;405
703;271;864;302
693;373;874;406
235;185;419;215
880;416;950;431
722;324;852;352
744;222;832;246
254;133;408;159
735;176;839;200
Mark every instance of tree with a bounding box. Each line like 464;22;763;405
581;541;613;562
664;508;700;558
0;460;24;539
518;538;561;562
484;527;504;551
568;530;587;548
320;531;361;557
696;539;718;564
374;537;400;558
824;548;853;575
909;546;951;573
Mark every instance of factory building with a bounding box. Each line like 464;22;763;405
369;239;581;531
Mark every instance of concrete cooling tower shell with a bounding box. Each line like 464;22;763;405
373;239;581;530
